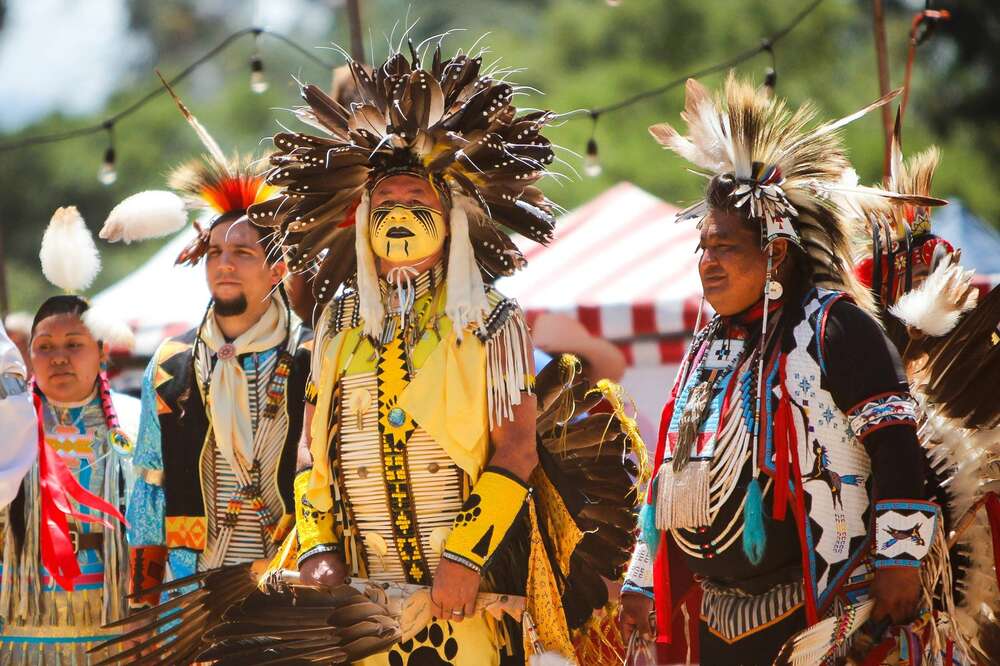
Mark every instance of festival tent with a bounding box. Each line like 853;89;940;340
498;182;706;442
92;229;209;357
932;198;1000;276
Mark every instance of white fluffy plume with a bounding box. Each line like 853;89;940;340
100;190;187;244
82;305;135;352
890;256;978;337
40;206;101;292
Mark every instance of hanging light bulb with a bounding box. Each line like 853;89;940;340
98;124;117;185
98;146;117;185
584;137;602;177
762;39;777;96
764;67;777;96
250;54;268;94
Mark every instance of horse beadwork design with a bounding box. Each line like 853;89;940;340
802;439;863;511
882;523;925;550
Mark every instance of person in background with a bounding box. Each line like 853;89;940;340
5;311;34;377
0;320;36;509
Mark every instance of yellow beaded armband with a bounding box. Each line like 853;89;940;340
443;467;530;573
294;468;338;564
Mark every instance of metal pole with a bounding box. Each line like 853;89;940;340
345;0;365;64
872;0;893;182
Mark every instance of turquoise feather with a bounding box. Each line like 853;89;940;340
742;477;766;565
640;477;660;557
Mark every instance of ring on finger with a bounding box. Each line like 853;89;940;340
450;610;464;617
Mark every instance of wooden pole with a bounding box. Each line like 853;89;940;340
871;0;893;182
0;225;9;316
345;0;365;64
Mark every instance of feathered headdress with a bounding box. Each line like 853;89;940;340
248;41;557;315
853;116;953;308
650;75;943;310
99;74;277;265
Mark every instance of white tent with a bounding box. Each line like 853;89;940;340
499;182;705;442
92;229;209;356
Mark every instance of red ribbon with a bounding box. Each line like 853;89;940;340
772;355;795;521
32;389;128;590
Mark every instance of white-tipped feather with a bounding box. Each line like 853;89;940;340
890;258;978;337
445;194;489;338
916;396;1000;647
100;190;187;244
353;192;383;338
40;206;101;293
82;305;135;352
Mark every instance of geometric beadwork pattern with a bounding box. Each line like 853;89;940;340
376;321;432;584
847;392;917;442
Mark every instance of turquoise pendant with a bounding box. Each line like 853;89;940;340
388;407;406;427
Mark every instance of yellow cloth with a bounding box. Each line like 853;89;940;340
532;470;583;576
525;498;576;660
294;469;336;553
306;327;347;511
399;329;489;481
309;288;493;508
201;295;287;481
354;616;499;666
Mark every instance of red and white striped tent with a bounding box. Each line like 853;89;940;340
498;182;707;440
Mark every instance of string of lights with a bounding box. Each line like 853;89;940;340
0;27;337;184
582;0;824;176
0;0;825;184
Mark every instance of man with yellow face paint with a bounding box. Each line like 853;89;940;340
368;203;448;264
237;42;644;666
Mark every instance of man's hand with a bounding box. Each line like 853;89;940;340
870;566;922;625
298;551;348;587
431;558;481;622
618;591;655;644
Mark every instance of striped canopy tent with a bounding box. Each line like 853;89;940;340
498;182;707;441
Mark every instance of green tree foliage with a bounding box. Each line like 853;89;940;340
1;0;997;315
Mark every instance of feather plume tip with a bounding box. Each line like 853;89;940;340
100;190;187;244
40;206;101;292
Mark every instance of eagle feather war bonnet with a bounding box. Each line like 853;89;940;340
248;40;557;336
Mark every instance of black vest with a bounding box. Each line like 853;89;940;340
153;326;311;528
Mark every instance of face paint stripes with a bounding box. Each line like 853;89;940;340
368;204;447;263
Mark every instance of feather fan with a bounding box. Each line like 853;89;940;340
774;599;873;666
40;206;101;293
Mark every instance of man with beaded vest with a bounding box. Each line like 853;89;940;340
246;42;643;666
617;77;945;665
102;90;313;605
